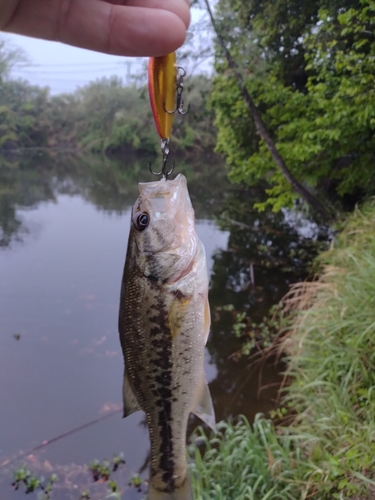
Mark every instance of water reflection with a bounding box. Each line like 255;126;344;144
0;152;326;499
0;150;228;248
207;187;328;421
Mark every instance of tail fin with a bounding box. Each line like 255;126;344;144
147;476;193;500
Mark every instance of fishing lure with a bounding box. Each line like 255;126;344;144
148;53;189;179
148;52;177;141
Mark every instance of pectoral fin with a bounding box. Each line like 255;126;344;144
123;371;141;418
191;377;216;432
203;297;211;345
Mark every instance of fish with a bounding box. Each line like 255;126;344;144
118;173;215;500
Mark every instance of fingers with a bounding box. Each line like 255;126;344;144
3;0;191;57
108;0;190;28
0;0;22;30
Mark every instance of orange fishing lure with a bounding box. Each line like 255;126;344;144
148;53;177;140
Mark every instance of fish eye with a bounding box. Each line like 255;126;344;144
134;212;150;231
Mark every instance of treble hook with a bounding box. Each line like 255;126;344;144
149;139;175;180
164;67;190;116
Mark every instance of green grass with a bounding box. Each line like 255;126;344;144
189;415;307;500
190;201;375;499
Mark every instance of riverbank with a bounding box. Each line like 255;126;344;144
191;200;375;499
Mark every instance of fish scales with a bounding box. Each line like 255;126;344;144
118;174;215;500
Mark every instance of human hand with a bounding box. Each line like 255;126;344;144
0;0;190;57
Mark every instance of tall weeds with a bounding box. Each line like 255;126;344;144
191;201;375;499
283;201;375;497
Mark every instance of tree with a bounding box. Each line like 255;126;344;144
208;0;374;212
0;39;27;82
53;74;217;156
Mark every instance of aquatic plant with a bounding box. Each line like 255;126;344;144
9;452;128;500
12;466;59;499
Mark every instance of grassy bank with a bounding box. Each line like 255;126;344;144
191;201;375;499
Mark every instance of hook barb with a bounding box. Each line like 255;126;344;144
163;66;190;116
149;139;175;180
149;161;162;177
149;160;175;180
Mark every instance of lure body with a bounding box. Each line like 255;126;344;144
148;53;177;140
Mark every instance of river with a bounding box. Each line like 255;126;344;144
0;151;325;499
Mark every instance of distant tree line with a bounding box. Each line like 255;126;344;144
0;41;217;156
1;0;375;215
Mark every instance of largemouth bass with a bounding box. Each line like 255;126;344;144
118;174;215;500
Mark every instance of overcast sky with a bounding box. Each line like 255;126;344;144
3;8;211;95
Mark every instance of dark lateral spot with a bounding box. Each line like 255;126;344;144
157;386;173;399
158;410;172;428
155;373;171;386
162;471;175;489
151;338;162;348
159;442;174;470
157;406;174;487
150;326;160;336
158;356;173;371
144;273;159;282
174;290;184;300
172;397;178;402
164;400;171;415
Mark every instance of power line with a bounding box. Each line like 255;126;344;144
14;68;128;75
16;61;139;68
0;409;122;470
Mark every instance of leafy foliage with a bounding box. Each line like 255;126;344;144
0;41;51;150
210;0;375;211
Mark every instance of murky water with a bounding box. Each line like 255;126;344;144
0;151;324;499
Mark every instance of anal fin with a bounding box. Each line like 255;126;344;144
191;377;216;432
123;370;141;418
